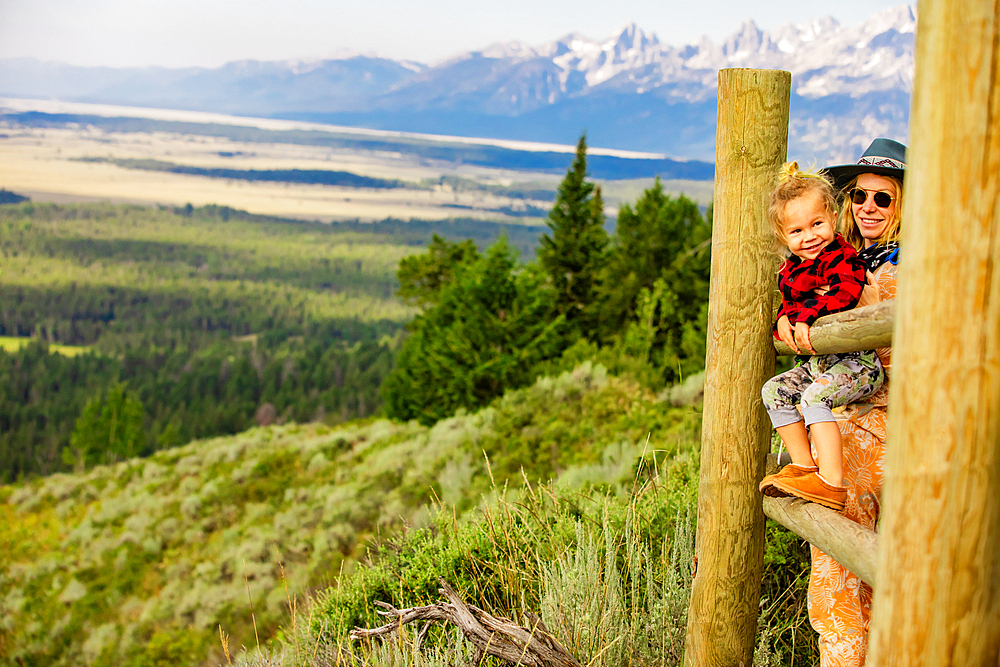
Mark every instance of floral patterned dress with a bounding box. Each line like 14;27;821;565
807;260;896;666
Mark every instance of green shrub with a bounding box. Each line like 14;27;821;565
127;627;211;667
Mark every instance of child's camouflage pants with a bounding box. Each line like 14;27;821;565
761;351;884;428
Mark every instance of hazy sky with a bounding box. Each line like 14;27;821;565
0;0;912;68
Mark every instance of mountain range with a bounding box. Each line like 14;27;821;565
0;5;916;165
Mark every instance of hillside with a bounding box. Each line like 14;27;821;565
0;363;717;666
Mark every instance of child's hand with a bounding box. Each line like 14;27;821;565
776;315;799;353
794;322;815;353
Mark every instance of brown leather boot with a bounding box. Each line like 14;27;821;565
773;472;847;511
759;464;818;498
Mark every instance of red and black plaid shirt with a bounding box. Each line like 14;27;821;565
776;234;865;331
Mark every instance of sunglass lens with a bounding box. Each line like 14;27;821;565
848;189;893;208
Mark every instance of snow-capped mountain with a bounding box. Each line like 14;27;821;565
0;5;916;164
394;4;913;104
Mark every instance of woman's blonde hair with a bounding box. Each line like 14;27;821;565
839;174;904;250
767;162;838;245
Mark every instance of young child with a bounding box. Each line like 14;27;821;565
758;162;885;511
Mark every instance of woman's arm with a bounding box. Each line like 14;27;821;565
795;257;866;325
814;270;880;307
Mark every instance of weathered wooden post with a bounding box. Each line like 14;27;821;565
867;0;1000;664
683;68;790;666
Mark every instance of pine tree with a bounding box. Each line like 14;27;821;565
396;234;480;308
594;177;712;381
63;382;145;471
537;135;609;337
383;237;565;425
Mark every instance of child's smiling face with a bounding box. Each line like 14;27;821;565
781;190;837;261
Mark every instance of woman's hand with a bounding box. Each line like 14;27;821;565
857;270;881;307
794;322;815;354
776;315;799;354
818;274;881;308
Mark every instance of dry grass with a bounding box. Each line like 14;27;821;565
0;128;554;223
0;126;715;224
599;178;714;210
240;486;788;667
234;472;704;667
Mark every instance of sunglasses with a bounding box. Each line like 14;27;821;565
848;188;895;208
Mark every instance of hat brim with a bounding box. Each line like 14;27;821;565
823;164;905;191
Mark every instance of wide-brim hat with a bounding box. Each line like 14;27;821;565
823;138;907;190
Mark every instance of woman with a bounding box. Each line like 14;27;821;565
807;138;905;666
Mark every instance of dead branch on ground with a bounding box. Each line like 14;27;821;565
350;579;583;667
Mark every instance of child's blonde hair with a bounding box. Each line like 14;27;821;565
839;174;904;250
767;162;838;245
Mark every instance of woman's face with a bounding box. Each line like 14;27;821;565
851;173;898;246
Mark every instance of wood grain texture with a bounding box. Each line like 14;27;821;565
772;300;895;356
762;495;879;587
867;1;1000;665
683;68;791;667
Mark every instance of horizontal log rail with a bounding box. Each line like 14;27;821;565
762;496;879;587
762;454;879;587
774;300;895;357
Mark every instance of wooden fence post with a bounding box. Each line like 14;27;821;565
683;68;790;667
866;1;1000;665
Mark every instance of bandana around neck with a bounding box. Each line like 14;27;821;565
858;242;899;272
